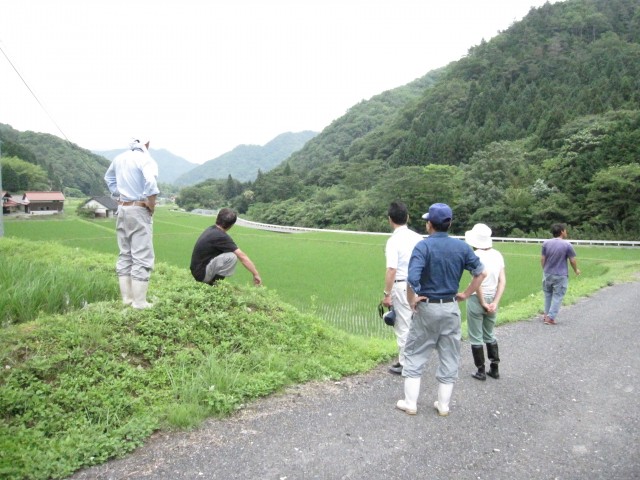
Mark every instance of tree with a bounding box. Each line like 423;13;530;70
1;156;49;191
457;140;532;233
586;163;640;232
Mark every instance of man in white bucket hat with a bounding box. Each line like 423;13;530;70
464;223;506;381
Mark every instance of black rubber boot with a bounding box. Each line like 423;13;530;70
486;341;500;379
471;345;486;381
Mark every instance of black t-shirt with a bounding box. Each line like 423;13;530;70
190;226;238;282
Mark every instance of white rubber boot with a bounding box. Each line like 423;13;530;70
118;276;133;306
396;377;421;415
434;382;454;416
131;279;153;309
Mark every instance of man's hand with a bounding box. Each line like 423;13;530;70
485;302;498;313
411;295;427;311
144;195;157;215
455;292;469;302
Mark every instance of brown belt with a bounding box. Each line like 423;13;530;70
119;201;146;207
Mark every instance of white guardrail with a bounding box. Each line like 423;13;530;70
187;210;640;247
235;217;640;248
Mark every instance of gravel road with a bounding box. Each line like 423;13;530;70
70;281;640;480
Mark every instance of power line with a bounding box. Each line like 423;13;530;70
0;44;70;142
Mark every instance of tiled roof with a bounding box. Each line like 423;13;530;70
23;191;66;201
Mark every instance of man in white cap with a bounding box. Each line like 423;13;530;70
396;203;486;417
104;136;159;309
464;223;506;381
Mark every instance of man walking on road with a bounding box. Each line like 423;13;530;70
382;201;423;375
396;203;486;417
541;223;581;325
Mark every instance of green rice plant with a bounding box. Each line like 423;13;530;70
5;208;640;336
0;246;119;326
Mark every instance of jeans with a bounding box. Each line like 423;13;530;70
542;273;569;320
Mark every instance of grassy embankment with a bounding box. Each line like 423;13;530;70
0;237;392;479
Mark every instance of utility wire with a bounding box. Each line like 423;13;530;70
0;44;70;142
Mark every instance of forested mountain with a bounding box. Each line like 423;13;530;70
0;124;313;195
194;0;639;239
173;131;318;186
0;123;110;195
94;148;197;185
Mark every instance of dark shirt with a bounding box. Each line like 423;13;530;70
408;232;484;299
190;226;238;282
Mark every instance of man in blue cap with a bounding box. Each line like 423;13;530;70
396;203;486;416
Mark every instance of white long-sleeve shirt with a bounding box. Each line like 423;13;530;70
104;148;159;201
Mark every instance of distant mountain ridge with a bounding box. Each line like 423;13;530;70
173;131;318;186
93;148;197;185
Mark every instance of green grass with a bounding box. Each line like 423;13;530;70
0;254;119;326
0;238;392;479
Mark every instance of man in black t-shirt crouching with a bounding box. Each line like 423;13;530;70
190;208;262;286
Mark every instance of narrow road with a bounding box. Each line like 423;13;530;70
71;281;640;480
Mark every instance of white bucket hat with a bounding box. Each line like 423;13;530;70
465;223;493;249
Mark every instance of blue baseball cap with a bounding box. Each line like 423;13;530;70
422;203;453;224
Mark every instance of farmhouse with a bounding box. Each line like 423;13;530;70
81;196;119;217
22;191;65;215
2;191;22;214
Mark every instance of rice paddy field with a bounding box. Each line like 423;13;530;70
4;204;640;337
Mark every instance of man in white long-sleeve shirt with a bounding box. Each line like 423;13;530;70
104;136;159;309
382;201;423;375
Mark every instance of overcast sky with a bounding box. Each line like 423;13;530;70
1;0;559;164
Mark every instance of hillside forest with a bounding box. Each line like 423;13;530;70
177;0;640;240
1;0;640;240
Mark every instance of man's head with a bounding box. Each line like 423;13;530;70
551;223;567;238
129;136;150;151
216;208;237;230
422;203;453;232
388;201;409;226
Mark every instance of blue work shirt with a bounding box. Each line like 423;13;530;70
408;232;485;299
